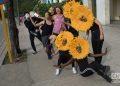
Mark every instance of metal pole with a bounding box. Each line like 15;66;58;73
0;5;13;64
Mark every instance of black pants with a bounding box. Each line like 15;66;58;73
41;35;51;47
82;61;105;76
29;31;42;52
92;40;104;63
58;51;75;67
42;35;53;59
80;61;111;82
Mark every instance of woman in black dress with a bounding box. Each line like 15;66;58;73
30;12;53;59
87;19;104;64
55;19;78;76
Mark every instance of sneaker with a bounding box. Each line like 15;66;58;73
32;51;37;55
47;50;52;60
72;67;77;74
48;55;52;60
55;68;60;76
104;75;112;83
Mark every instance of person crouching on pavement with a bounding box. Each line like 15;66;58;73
54;48;112;83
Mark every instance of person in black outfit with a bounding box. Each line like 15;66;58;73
87;19;104;64
55;19;79;75
29;12;53;59
65;19;79;37
56;50;77;75
24;12;42;54
55;49;112;83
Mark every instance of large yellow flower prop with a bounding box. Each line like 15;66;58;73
63;1;80;19
71;5;94;32
55;31;74;51
69;37;90;59
63;0;94;32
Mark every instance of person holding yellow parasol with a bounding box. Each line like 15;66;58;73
54;31;77;75
87;19;104;64
54;36;112;83
64;0;104;64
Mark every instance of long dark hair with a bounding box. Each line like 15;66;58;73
47;12;52;16
45;12;52;20
55;7;63;14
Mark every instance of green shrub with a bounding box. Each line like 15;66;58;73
34;2;65;16
15;0;82;16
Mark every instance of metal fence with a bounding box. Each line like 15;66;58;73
0;20;7;66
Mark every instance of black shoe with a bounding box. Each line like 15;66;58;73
104;75;112;83
47;48;52;60
48;54;52;60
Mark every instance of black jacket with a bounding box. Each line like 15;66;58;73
24;17;43;32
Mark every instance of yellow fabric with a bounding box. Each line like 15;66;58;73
63;1;94;32
69;37;90;60
63;1;80;19
71;5;94;32
55;31;74;51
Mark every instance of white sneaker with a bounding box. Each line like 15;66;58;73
72;67;77;74
55;68;60;76
32;51;37;55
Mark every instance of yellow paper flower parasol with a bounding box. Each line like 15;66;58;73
71;5;95;32
55;31;74;51
48;7;54;13
69;37;90;59
63;0;80;19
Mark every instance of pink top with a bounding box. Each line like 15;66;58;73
53;14;66;34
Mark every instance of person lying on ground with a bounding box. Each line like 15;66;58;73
54;48;112;83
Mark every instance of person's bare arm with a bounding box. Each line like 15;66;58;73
89;48;108;57
34;13;45;20
95;19;104;40
53;58;74;68
54;49;59;55
29;16;44;27
60;58;74;68
64;22;71;26
35;21;44;27
38;16;45;20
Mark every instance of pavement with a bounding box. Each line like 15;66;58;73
0;62;32;86
0;22;120;86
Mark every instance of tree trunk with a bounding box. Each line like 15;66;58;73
8;0;21;56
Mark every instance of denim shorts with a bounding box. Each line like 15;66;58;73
42;35;50;47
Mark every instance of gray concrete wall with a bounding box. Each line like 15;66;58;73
110;0;120;20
